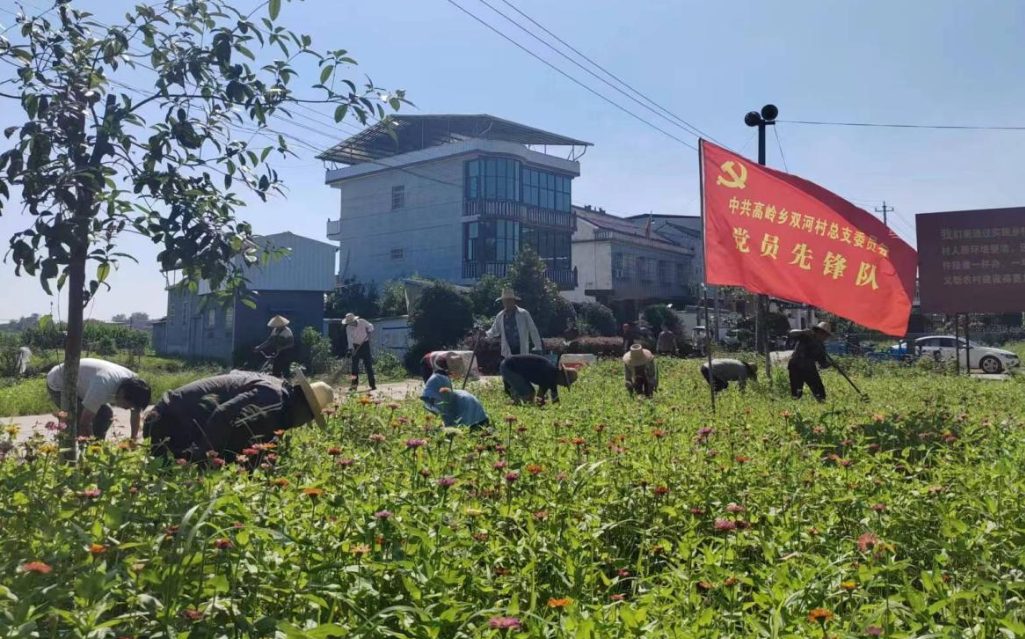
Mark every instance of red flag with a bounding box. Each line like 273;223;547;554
700;140;917;336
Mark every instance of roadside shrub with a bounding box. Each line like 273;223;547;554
301;327;335;376
409;282;474;353
95;336;118;356
548;294;577;336
575;302;617;337
0;333;22;377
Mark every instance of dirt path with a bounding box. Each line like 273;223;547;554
3;377;496;445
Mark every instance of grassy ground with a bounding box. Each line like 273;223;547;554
0;355;224;417
0;352;409;418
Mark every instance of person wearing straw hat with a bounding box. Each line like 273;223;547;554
622;344;659;398
254;315;295;377
144;369;335;462
486;289;542;359
787;321;833;401
701;359;758;393
420;353;490;430
499;353;578;405
343;312;376;391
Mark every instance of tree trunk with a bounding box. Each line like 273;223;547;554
61;253;86;461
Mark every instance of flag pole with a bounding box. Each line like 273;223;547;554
698;140;715;414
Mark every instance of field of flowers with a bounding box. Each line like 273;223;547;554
2;356;1025;638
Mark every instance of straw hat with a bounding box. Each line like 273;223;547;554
268;315;290;328
293;369;335;428
622;344;654;367
444;351;466;377
342;312;359;325
813;321;833;337
495;288;521;303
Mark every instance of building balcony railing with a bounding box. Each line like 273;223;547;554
463;198;575;231
463;261;577;290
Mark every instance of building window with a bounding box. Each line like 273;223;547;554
637;257;653;281
523;227;571;271
207;308;216;328
523;167;571;212
225;307;234;330
464;220;520;264
391;185;405;210
390;248;405;260
612;252;628;280
676;263;688;287
658;260;671;284
465;158;520;201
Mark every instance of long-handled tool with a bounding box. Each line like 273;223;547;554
461;323;486;390
825;353;868;400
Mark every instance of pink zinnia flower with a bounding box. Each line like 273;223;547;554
871;503;886;512
714;519;737;531
725;502;745;513
505;471;520;483
374;510;393;520
690;507;706;516
865;626;883;637
436;477;456;488
405;438;427;449
369;433;386;443
857;532;880;553
493;460;507;470
79;488;102;499
488;616;521;630
336;457;355;467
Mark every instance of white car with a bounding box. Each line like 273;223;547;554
893;335;1021;373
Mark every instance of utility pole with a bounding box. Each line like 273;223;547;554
744;104;779;381
875;201;893;227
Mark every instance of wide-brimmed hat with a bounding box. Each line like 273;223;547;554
813;321;833;337
268;315;290;328
622;344;654;367
342;313;359;325
293;369;335;428
495;288;520;303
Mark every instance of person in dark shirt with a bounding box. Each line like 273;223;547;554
144;370;334;462
787;322;832;401
254;315;295;377
499;354;578;404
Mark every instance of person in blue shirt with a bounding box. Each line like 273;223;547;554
420;353;490;430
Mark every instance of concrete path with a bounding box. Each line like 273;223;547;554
4;377;496;445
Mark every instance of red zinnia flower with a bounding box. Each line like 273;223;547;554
547;597;572;608
504;471;520;483
405;438;427;449
652;485;669;496
533;509;548;520
617;569;630;578
857;532;880;553
86;543;108;556
808;608;834;623
526;464;544;475
337;457;355;467
78;488;102;499
734;455;750;463
725;502;746;513
213;538;234;549
690;507;705;516
651;428;668;439
370;433;386;443
436;477;456;488
182;608;204;622
871;503;886;512
242;447;259;456
20;561;52;574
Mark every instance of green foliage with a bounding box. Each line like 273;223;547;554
409;282;474;353
575;302;618;337
468;274;503;319
327;279;380;320
378;280;408;317
641;304;683;336
0;334;23;377
737;310;791;338
300;327;335;376
3;355;1025;636
548;293;577;337
95;336;118;357
503;248;560;336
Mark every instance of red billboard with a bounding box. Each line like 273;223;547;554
917;207;1025;313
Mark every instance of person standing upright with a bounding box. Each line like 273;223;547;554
254;315;294;377
787;322;833;401
343;312;376;391
656;326;678;357
486;289;542;359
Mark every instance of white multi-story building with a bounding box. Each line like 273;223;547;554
320;115;591;290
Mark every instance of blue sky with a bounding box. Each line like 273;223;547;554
1;0;1022;320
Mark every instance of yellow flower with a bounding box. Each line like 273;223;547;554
808;608;835;624
464;507;483;518
4;424;19;437
547;597;573;608
840;580;857;592
39;444;57;454
350;543;371;555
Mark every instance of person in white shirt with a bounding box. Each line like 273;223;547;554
486;289;543;359
46;358;151;440
343;313;376;391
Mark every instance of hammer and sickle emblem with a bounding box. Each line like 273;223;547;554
716;161;748;189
